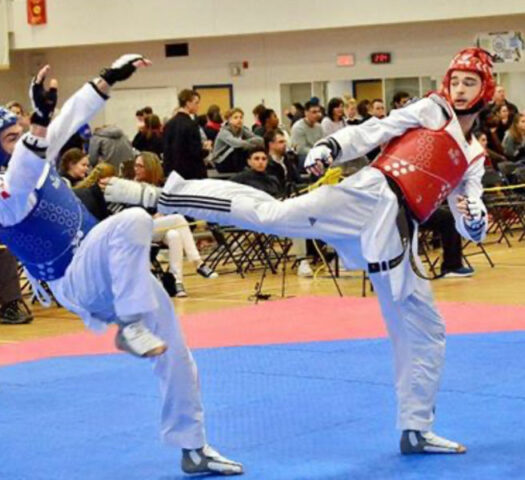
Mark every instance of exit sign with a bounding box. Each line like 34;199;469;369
336;53;355;67
370;52;392;64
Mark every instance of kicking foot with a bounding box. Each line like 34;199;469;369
400;430;467;454
181;445;243;475
115;321;167;358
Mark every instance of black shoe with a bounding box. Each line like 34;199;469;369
181;445;243;475
400;430;467;454
0;300;34;325
196;264;218;279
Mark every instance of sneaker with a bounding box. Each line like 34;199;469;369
181;445;243;476
0;300;33;325
175;282;188;298
196;264;219;279
442;266;475;278
115;321;167;358
400;430;467;454
297;259;313;277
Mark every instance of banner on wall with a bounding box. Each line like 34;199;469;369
27;0;47;25
476;31;524;63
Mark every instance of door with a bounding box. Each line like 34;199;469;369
193;84;233;116
353;79;383;103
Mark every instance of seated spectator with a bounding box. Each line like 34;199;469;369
6;101;30;131
134;152;218;297
132;114;163;157
494;103;513;142
203;104;223;143
474;130;507;181
370;98;386;119
422;207;475;278
88;125;134;172
253;108;280;137
357;99;371;122
290;101;323;168
344;97;361;125
252;103;266;132
487;84;518;118
163;89;208;179
213;108;263;173
321;97;346;136
0;248;33;325
391;91;411;110
502;111;525;163
60;148;90;187
285;102;305;127
231;146;282;197
264;128;302;196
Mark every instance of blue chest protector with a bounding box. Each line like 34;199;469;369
0;167;98;281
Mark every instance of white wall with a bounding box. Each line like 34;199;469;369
9;0;525;50
2;14;524;126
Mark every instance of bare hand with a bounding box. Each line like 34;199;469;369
456;195;471;219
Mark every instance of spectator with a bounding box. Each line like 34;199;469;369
251;103;266;132
6;101;30;132
285;102;305;127
203;104;222;143
163;89;208;179
253;108;280;137
136;108;146;131
356;99;371;122
473;130;507;173
488;85;518;117
88;125;134;171
321;97;346;136
494;103;513;142
134;152;218;297
502;111;525;163
132;113;163;156
290;101;323;167
231;146;281;197
392;91;411;110
60;148;90;187
0;249;33;324
212;107;263;173
344;97;361;125
370;98;386;119
478;108;506;160
264;128;301;196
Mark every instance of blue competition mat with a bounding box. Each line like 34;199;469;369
1;332;525;480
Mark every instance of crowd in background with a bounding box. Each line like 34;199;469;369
1;82;524;324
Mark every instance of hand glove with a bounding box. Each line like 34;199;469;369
463;196;486;243
304;144;333;176
104;178;159;208
29;72;58;127
99;54;146;86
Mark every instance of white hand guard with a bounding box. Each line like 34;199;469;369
104;178;159;208
304;145;332;176
463;196;486;243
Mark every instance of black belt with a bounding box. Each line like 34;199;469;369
367;177;440;280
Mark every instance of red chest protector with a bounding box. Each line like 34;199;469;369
372;127;468;222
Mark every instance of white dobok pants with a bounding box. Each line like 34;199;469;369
159;167;446;432
50;208;206;449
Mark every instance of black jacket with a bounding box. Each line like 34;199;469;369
231;169;282;198
163;112;207;179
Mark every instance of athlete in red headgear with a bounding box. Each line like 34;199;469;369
105;47;493;456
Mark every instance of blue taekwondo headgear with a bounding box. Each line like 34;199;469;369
0;107;19;168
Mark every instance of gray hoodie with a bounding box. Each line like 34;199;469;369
212;124;263;165
88;126;135;170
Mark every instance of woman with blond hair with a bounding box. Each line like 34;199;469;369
134;152;218;297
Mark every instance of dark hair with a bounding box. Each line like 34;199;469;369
392;91;410;107
60;148;86;175
263;128;285;150
259;108;276;127
135;109;144;117
248;145;267;158
357;99;370;117
207;104;221;122
178;89;200;107
252;103;266;118
196;114;208;128
327;97;344;121
144;114;162;139
304;101;320;111
143;106;153;115
371;98;384;106
292;102;304;113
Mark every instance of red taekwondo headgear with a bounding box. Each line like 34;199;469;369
440;47;495;113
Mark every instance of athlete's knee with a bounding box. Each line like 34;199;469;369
164;229;181;244
114;208;154;246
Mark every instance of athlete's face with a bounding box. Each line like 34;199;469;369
449;71;482;110
0;123;23;155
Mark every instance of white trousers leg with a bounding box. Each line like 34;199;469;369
370;271;445;431
50;208;207;448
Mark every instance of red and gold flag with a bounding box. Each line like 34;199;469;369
27;0;47;25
